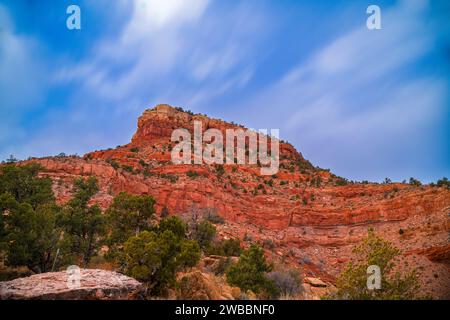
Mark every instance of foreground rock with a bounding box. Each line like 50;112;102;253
0;269;142;300
175;269;241;300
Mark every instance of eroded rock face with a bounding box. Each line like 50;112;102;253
15;104;450;299
0;269;142;300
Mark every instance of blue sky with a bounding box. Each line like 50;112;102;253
0;0;449;182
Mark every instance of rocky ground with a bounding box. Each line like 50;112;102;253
0;256;335;300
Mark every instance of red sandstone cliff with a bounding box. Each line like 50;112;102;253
20;104;450;298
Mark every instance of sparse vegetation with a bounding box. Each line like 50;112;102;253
226;244;276;297
203;210;225;224
334;176;348;186
123;217;200;296
159;173;178;183
214;257;233;275
193;220;216;249
436;177;449;189
267;268;303;298
326;228;425;300
106;158;120;169
104;192;156;268
311;176;322;187
186;170;200;178
409;177;422;187
122;165;134;173
215;165;225;177
207;238;241;257
139;159;148;167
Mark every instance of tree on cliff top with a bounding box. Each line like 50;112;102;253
327;228;425;300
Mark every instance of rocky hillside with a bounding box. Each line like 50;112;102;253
21;104;450;298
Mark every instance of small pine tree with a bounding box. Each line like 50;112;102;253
226;244;276;297
123;216;200;296
60;177;106;267
104;192;156;267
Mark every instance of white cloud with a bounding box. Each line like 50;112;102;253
4;0;268;160
125;0;209;33
55;0;264;106
232;0;448;181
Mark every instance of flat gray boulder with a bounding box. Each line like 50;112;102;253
0;268;142;300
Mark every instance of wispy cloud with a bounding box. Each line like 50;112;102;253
234;0;449;182
1;0;448;182
0;4;49;147
6;0;269;159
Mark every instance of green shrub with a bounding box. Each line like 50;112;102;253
2;197;64;273
334;177;348;186
104;193;156;266
0;166;109;272
107;158;120;169
204;211;225;224
159;216;188;239
215;165;225;177
194;220;216;249
122;165;134;173
160;174;178;183
207;238;242;256
0;163;54;208
409;177;422;187
186;170;200;178
226;244;276;297
60;177;106;267
267;269;303;298
123;228;200;296
326;228;425;300
436;177;449;189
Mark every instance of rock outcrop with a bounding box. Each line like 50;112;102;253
176;270;241;300
15;104;450;299
0;269;142;300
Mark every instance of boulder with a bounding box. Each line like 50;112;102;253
304;277;327;288
177;270;240;300
0;269;142;300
